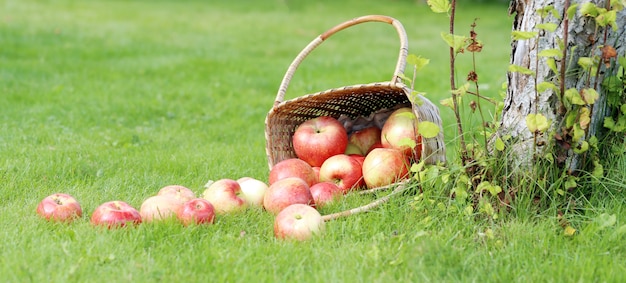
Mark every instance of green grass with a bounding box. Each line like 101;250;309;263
2;0;625;282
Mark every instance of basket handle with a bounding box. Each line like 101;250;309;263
273;15;409;106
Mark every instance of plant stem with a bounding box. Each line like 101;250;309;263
449;0;468;165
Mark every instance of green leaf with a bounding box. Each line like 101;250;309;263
397;137;417;150
547;58;559;74
566;111;578;128
508;64;535;75
579;107;591;129
565;88;586;105
597;10;617;30
594;213;617;230
417;121;440;138
538;48;562;58
581;88;599;104
572;124;586;142
537;81;558;93
581;2;599;17
511;31;538;40
406;54;430;72
441;32;467;53
618;55;626;68
537;23;558;32
426;0;450;13
578;57;594;70
592;160;604;178
567;4;579;20
439;97;455;110
564;176;578;189
495;137;505;151
604;117;616;130
451;82;470;96
526;113;550;133
574;141;589;154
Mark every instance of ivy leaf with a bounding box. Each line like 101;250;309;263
572;124;586;142
579;107;591;130
574;140;589;154
538;48;562;58
526;113;550;133
537;23;558;32
564;176;578;189
580;2;599;17
406;54;430;71
566;4;579;20
581;88;599;104
441;32;467;54
511;31;538;40
604;117;616;130
427;0;450;13
495;137;505;151
537;81;558;93
592;160;604;178
565;88;586;105
508;64;535;75
417;121;440;138
597;10;617;30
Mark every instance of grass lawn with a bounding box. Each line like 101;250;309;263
2;0;625;282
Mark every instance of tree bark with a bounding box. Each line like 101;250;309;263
500;0;626;169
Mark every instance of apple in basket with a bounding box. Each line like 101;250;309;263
348;126;382;156
381;107;422;159
361;148;411;189
318;154;364;193
274;203;325;241
263;177;314;214
91;201;142;228
292;116;348;167
36;193;83;222
268;158;318;187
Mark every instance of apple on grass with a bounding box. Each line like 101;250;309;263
274;203;325;241
91;201;142;228
36;193;82;222
348;126;381;156
269;158;317;187
177;198;216;226
362;148;411;189
157;185;196;203
237;177;269;207
263;177;314;214
292;116;349;167
381;107;422;159
318;154;364;194
140;195;183;222
202;179;247;214
309;181;343;208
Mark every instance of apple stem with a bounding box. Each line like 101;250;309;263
321;180;412;221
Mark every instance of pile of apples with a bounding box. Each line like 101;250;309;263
36;107;421;241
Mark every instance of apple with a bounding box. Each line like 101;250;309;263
318;154;364;193
274;204;325;241
238;177;269;207
202;179;247;214
309;181;343;208
140;195;182;222
36;193;82;222
157;185;196;203
91;201;142;228
268;158;317;187
367;142;384;154
362;148;411;188
263;177;314;214
381;107;421;159
292;116;349;167
348;126;381;156
344;142;364;156
312;166;321;183
177;198;216;226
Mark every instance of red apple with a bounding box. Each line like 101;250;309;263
157;185;196;203
367;142;384;154
309;181;343;208
318;154;364;193
238;177;269;207
36;193;82;222
312;167;321;183
268;158;317;187
140;195;182;222
362;148;411;188
274;204;325;241
263;177;314;214
91;201;142;228
349;126;381;156
201;179;247;214
292;116;349;167
177;198;216;226
381;107;421;159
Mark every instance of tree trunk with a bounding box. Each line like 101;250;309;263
500;0;626;170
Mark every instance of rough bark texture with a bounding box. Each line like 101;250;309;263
500;0;626;168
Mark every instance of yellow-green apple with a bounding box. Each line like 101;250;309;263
362;148;411;188
237;177;269;207
268;158;317;187
344;142;364;156
202;179;247;214
348;126;381;156
157;185;196;203
263;177;314;214
36;193;82;222
318;154;364;193
91;201;142;228
381;107;422;159
274;203;325;241
176;198;216;226
292;116;348;167
309;181;343;208
140;195;182;222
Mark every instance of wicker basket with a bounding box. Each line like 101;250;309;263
265;15;445;172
